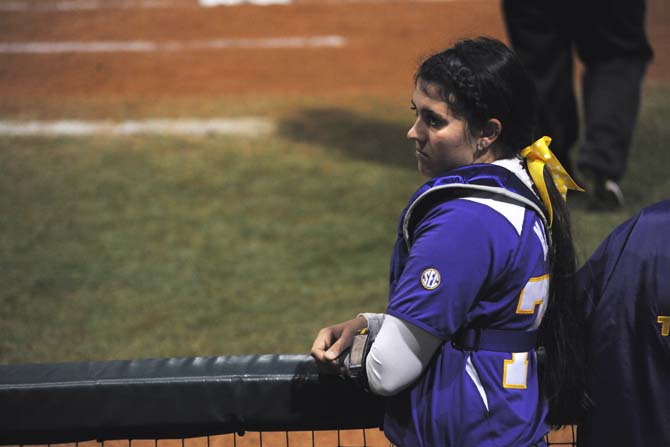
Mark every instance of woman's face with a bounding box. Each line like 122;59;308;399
407;80;479;177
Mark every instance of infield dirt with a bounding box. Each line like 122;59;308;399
1;0;668;105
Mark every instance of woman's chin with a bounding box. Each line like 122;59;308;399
418;164;431;177
417;159;432;177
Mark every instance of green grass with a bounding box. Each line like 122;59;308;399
0;87;668;364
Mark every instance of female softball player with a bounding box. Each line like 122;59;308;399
311;37;584;447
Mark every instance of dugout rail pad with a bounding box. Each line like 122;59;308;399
0;354;385;445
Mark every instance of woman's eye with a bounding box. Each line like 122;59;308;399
427;115;444;128
410;106;444;127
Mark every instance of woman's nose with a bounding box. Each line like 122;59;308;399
407;118;421;141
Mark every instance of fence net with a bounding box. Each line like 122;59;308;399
0;355;576;446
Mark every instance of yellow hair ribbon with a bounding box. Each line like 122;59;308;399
520;136;584;226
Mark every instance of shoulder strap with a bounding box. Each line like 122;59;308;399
402;164;550;250
401;165;549;354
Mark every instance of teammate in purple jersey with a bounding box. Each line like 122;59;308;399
573;200;670;446
311;37;584;446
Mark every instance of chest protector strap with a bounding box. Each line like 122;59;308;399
402;164;549;353
402;164;551;251
451;327;538;352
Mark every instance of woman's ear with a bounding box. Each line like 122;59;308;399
480;118;502;148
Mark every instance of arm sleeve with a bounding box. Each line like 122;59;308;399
358;312;384;336
365;314;442;396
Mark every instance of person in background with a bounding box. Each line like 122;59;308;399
311;37;585;447
502;0;654;210
573;200;670;446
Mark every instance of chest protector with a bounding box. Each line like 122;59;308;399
392;163;551;352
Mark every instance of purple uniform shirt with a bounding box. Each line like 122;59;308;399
383;164;550;447
576;200;670;446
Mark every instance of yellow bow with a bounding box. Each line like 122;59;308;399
520;136;584;226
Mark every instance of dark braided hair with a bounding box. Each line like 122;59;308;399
415;36;539;157
416;37;587;425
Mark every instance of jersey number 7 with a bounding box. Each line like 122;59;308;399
504;275;550;389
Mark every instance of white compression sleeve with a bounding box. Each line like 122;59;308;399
358;312;384;336
365;314;442;396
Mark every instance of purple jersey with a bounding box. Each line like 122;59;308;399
383;164;550;447
576;200;670;446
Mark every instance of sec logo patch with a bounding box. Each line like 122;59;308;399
420;268;441;290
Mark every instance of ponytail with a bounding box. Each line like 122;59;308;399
539;168;588;426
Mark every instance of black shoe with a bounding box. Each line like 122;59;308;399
581;173;624;211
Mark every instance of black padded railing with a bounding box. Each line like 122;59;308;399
0;354;575;446
0;354;385;445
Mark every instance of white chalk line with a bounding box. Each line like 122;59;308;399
0;0;477;11
0;36;347;54
0;118;276;137
0;0;198;11
0;0;291;11
199;0;291;6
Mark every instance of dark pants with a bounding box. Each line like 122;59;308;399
502;0;653;180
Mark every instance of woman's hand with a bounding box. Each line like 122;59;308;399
310;315;368;373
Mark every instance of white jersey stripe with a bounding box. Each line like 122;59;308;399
465;355;489;412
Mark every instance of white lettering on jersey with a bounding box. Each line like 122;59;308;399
517;274;550;330
503;352;529;389
533;221;548;261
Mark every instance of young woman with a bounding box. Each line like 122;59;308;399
311;37;584;446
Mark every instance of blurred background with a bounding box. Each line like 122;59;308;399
0;0;668;364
